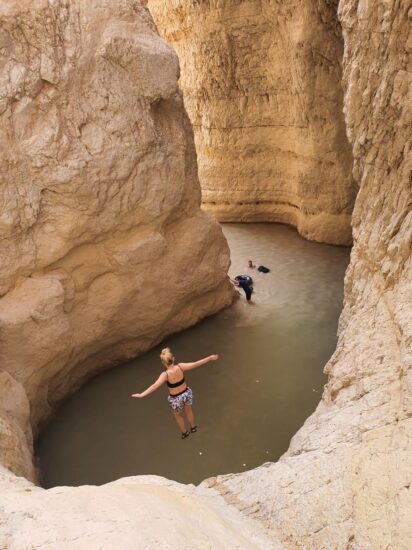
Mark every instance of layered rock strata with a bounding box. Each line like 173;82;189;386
147;0;357;245
0;0;232;479
1;0;411;549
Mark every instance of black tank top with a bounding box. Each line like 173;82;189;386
166;366;185;388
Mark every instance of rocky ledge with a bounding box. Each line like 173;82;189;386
0;1;411;549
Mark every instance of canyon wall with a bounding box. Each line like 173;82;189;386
202;0;412;547
0;0;233;479
147;0;357;245
1;0;411;549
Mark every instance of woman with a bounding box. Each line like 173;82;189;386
131;348;219;439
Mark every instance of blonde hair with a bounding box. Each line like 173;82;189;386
160;347;174;366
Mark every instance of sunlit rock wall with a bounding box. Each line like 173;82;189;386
0;1;411;549
0;0;232;450
203;1;412;547
147;0;357;245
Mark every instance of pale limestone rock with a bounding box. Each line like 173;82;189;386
200;1;412;548
1;0;411;548
0;473;277;549
0;373;35;482
0;0;233;430
147;0;357;245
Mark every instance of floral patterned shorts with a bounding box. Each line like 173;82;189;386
167;387;193;413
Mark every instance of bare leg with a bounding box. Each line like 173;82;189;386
184;405;196;429
172;410;187;433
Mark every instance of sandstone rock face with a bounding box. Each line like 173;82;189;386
0;0;232;434
1;1;411;549
147;0;357;245
0;373;35;482
200;1;412;547
0;471;277;549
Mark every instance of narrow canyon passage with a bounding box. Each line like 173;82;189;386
36;224;349;488
1;1;410;547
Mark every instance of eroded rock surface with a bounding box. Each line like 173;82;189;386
1;0;411;549
201;1;412;548
147;0;357;245
0;0;232;435
0;373;34;482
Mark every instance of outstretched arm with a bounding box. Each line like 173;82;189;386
131;372;167;398
179;354;219;372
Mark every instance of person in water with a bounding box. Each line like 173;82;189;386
131;347;219;439
247;260;256;268
230;277;253;301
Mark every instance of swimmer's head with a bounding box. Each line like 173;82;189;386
160;347;174;366
248;260;253;267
